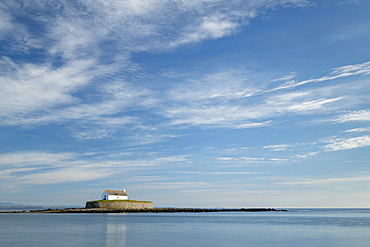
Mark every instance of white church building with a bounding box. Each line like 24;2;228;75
102;189;129;200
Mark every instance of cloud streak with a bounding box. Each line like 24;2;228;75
279;175;370;185
268;61;370;92
345;127;370;133
0;149;195;186
324;135;370;151
336;110;370;123
263;144;292;151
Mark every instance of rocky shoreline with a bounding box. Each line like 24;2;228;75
0;207;286;214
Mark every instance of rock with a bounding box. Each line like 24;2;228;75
85;200;154;210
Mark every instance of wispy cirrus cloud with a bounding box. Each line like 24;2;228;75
0;57;100;120
164;80;346;128
285;97;345;112
173;171;264;175
170;13;238;47
134;181;211;190
18;166;113;185
271;72;297;82
126;176;166;182
295;152;318;159
324;135;370;151
0;151;76;167
233;121;272;129
269;61;370;92
336;110;370;123
345;127;370;133
279;175;370;185
1;1;369;144
0;0;311;142
215;156;289;163
263;144;292;151
0;151;112;185
215;157;237;161
0;150;192;186
161;57;370;130
168;70;259;101
0;3;13;37
2;0;310;59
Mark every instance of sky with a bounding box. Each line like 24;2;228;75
1;0;370;208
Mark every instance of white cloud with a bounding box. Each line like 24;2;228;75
295;152;318;159
0;151;114;185
215;157;236;161
233;121;272;129
126;176;165;182
0;56;154;139
168;70;259;101
155;155;189;162
0;167;39;180
286;97;345;112
0;57;99;121
279;175;370;185
164;104;275;127
271;72;297;82
240;157;265;161
324;135;370;151
174;171;263;175
2;0;368;143
170;14;238;46
330;61;370;76
269;61;370;92
0;150;164;186
0;0;310;141
0;4;13;37
0;151;75;167
135;181;211;190
215;156;287;163
269;158;289;161
164;92;347;128
336;110;370;123
18;166;113;185
2;0;312;58
201;15;236;38
163;63;364;129
345;127;370;133
263;144;292;151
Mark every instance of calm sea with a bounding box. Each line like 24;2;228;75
1;208;370;247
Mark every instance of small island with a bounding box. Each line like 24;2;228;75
0;189;287;213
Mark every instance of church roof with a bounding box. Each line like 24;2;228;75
105;190;128;196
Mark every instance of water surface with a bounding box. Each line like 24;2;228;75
1;209;370;247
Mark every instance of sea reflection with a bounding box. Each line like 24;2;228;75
1;211;370;247
105;215;128;247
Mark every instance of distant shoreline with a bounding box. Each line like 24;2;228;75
0;207;286;214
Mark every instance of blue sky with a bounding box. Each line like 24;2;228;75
1;0;370;208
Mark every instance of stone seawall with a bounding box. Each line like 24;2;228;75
85;200;154;210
